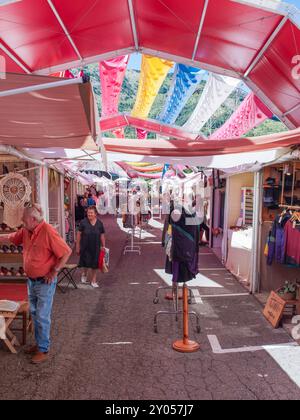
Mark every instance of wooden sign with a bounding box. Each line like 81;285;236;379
263;292;286;328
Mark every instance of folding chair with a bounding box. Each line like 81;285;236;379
0;301;28;354
57;264;78;293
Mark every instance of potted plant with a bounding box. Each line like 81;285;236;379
277;281;297;301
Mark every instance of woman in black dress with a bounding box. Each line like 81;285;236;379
76;206;106;288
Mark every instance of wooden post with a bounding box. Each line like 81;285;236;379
173;284;200;353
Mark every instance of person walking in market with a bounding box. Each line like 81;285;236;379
0;204;72;364
76;206;106;289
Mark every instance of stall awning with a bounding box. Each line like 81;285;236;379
1;0;299;128
100;115;203;141
0;73;98;150
103;127;300;157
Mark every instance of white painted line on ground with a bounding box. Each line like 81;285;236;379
147;282;160;285
154;269;224;289
208;335;299;355
148;219;164;229
200;293;250;298
100;342;133;346
191;288;204;304
142;241;162;245
129;283;140;285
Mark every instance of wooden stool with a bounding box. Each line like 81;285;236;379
0;302;29;354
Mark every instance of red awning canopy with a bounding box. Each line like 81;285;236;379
0;73;98;150
0;0;299;130
103;127;300;157
100;115;204;141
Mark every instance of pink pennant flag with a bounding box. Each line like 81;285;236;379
99;56;129;119
210;93;273;140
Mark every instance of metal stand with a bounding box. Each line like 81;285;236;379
153;282;193;304
173;284;201;353
153;283;201;335
124;227;141;255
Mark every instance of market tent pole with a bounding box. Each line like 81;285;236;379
250;171;263;294
38;166;50;223
0;77;84;98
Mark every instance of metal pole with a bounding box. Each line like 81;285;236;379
0;77;83;98
250;171;262;294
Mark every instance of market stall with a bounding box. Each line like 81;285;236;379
260;161;300;292
223;172;255;286
0;154;38;281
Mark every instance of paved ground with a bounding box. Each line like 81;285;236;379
0;215;300;400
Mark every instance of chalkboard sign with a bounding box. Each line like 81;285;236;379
263;292;286;328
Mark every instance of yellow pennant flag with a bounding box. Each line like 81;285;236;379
131;55;173;119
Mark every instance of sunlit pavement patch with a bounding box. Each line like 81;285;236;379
265;346;300;388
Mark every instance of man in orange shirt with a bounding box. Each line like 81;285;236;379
0;204;72;364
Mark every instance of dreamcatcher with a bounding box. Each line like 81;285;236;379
0;173;32;228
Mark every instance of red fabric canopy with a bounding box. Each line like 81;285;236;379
0;73;98;150
103;127;300;157
100;115;201;141
0;0;299;129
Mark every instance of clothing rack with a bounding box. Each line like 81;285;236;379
279;205;300;210
123;214;141;255
153;283;201;335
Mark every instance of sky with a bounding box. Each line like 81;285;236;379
127;0;300;70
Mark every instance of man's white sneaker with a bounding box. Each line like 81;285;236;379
91;282;99;289
81;276;88;284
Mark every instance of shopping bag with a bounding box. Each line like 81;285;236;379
98;249;105;270
98;248;109;273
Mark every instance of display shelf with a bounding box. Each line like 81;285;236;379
0;254;23;263
0;276;27;284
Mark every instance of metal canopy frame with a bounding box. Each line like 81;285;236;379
0;0;299;130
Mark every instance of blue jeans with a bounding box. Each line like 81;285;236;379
27;278;57;353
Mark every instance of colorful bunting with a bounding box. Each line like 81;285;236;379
210;93;273;140
159;64;203;125
99;56;129;138
183;74;240;134
131;55;173;120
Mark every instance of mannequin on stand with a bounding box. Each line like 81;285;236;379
161;199;201;352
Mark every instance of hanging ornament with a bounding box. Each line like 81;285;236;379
0;173;32;228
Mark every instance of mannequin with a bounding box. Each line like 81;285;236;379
163;200;200;284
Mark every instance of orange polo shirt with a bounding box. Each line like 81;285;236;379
9;221;71;279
